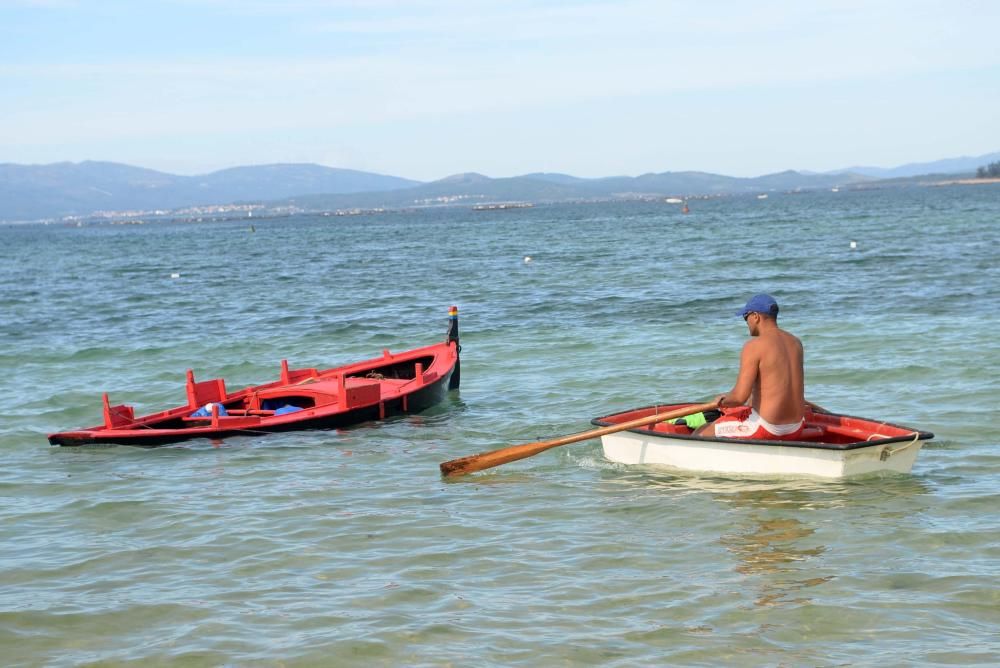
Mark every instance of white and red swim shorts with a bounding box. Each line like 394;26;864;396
714;406;804;440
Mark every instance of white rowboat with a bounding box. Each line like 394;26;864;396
591;403;933;478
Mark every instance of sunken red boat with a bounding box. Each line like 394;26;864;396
48;308;461;447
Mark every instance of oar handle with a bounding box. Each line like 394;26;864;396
439;401;718;477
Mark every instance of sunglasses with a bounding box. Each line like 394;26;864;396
743;312;756;322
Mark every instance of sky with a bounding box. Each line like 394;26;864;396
1;0;999;181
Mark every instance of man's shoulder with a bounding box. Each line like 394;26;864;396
746;331;792;352
780;328;804;348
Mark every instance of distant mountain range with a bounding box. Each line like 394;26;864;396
0;161;419;222
283;169;869;213
821;151;1000;178
1;151;998;222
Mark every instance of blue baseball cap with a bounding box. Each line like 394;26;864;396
738;294;779;317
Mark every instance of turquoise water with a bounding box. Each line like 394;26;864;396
1;186;999;665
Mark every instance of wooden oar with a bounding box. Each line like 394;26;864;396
439;401;718;477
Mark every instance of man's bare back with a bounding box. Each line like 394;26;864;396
741;325;804;424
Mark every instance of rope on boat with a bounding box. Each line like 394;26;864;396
879;431;922;460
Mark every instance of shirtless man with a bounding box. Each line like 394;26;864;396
695;294;807;440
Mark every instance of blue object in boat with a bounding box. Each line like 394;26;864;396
191;403;227;417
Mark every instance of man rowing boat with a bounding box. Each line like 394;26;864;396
695;294;807;440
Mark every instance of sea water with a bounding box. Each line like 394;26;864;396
1;185;998;665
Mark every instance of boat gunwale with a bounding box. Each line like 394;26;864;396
591;403;934;451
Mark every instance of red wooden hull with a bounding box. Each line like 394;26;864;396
49;339;459;447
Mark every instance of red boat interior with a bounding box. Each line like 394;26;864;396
98;351;445;433
602;404;919;445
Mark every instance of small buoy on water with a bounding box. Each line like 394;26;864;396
850;241;857;250
170;272;181;279
524;256;532;263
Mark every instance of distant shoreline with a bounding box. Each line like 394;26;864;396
932;177;1000;186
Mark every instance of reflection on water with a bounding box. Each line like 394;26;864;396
713;485;834;608
599;468;934;611
719;513;831;607
710;478;930;609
